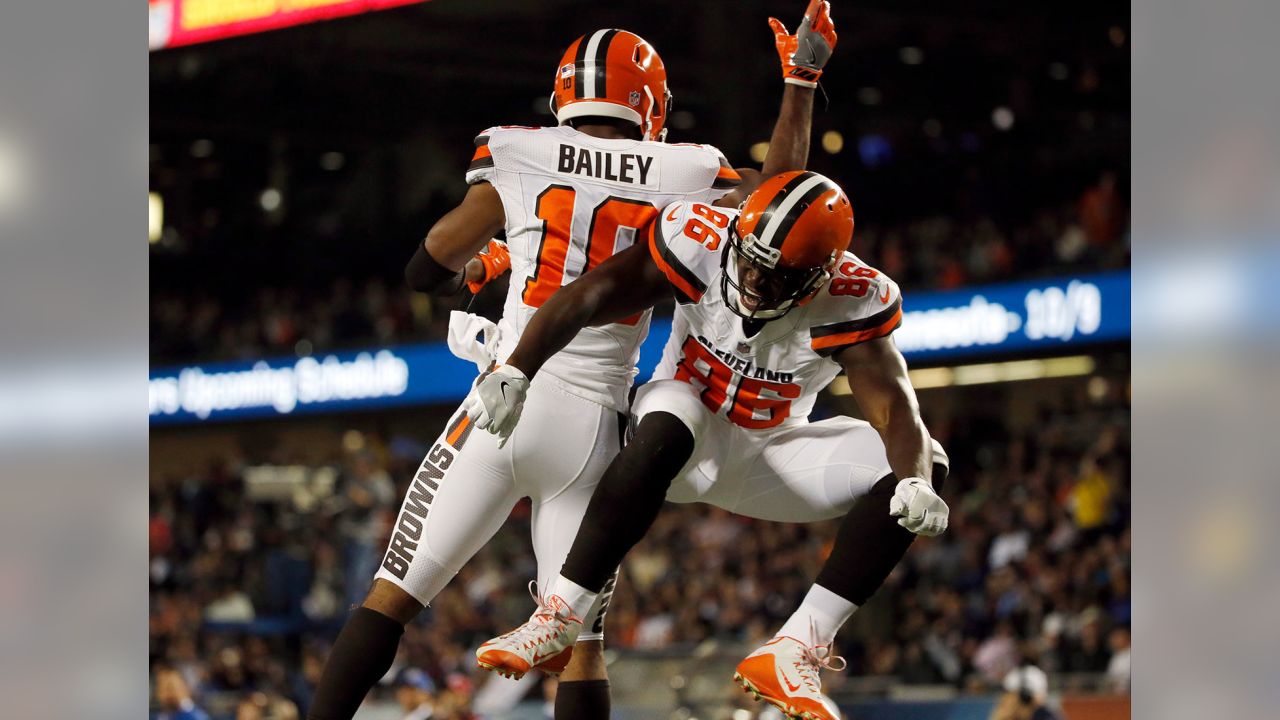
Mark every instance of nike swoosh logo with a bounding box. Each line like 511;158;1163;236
499;381;510;401
784;676;803;693
666;207;679;222
879;285;892;304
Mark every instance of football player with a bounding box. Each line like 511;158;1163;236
468;171;949;720
305;4;838;720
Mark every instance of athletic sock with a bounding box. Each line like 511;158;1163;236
307;607;404;720
774;584;858;647
549;574;599;622
554;679;611;720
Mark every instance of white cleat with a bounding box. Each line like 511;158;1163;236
476;583;583;680
733;635;846;720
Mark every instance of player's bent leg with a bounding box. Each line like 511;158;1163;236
542;572;615;718
560;410;695;592
724;423;949;719
735;461;951;720
812;461;949;611
477;411;695;680
556;567;616;676
309;410;519;720
308;602;406;720
362;578;423;624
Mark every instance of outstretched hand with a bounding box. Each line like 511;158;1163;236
768;0;838;88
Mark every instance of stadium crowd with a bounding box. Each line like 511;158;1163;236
149;373;1130;719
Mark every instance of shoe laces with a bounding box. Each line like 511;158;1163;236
496;582;579;650
793;620;847;692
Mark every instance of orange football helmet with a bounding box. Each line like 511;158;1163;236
551;30;672;142
723;171;855;319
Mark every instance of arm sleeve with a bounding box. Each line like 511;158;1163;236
405;244;466;295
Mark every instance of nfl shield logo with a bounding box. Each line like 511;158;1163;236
629;90;642;107
737;341;752;355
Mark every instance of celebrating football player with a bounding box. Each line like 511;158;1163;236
469;169;949;720
305;4;838;720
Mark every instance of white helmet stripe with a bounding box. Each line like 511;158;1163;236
756;173;832;249
582;29;611;97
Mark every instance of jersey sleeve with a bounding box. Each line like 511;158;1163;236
465;127;501;185
645;201;727;305
808;263;904;357
679;144;740;204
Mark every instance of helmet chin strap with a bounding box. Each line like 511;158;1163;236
723;255;792;320
642;86;668;142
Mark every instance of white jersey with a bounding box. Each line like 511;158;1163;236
646;201;904;430
466;125;741;410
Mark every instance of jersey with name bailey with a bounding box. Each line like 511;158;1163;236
466;125;740;411
645;201;903;430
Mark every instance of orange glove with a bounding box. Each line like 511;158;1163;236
769;0;838;88
467;239;510;294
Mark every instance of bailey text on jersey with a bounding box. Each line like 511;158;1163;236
558;144;655;186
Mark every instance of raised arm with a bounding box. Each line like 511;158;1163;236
507;241;670;379
838;336;949;536
717;0;836;206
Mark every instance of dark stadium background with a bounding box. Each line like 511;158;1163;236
149;2;1130;719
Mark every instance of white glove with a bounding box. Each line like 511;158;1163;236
889;477;949;537
462;364;530;448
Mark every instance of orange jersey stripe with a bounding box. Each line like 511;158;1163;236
717;165;741;181
810;307;903;351
471;144;493;162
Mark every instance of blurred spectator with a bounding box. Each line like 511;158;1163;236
1105;626;1131;692
990;665;1060;720
394;668;437;720
205;585;255;623
337;451;395;607
234;691;298;720
153;667;212;720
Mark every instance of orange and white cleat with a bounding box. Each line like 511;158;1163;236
476;583;584;680
733;634;847;720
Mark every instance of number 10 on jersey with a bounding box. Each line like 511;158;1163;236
522;186;659;318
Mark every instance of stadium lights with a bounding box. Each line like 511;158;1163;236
259;188;283;212
822;130;844;154
992;106;1015;131
899;46;925;65
149;193;163;243
828;355;1097;394
749;142;770;163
